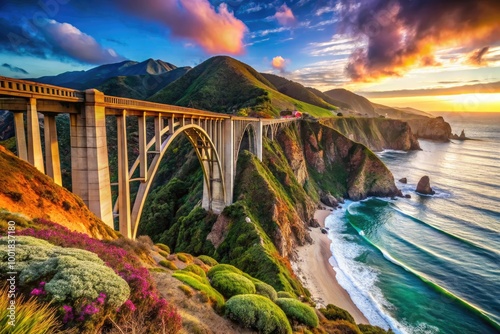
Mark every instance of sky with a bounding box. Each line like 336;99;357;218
0;0;499;112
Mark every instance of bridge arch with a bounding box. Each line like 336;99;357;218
235;122;258;163
115;123;225;239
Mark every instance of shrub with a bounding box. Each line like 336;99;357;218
210;272;256;299
225;294;292;334
158;250;170;259
277;291;294;299
173;272;225;313
6;190;22;202
156;243;171;254
0;236;130;307
17;220;181;333
359;324;394;334
322;319;362;334
62;200;72;211
0;285;62;333
175;270;209;285
177;253;190;263
275;298;319;328
178;285;193;298
319;304;355;324
255;281;278;301
182;264;206;278
159;260;178;270
197;255;218;267
207;264;243;279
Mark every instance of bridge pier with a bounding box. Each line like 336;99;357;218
70;89;113;228
223;118;234;205
27;98;44;173
12;112;28;161
117;110;132;238
43;114;62;186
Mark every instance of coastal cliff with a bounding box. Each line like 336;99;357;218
406;116;452;141
321;117;421;151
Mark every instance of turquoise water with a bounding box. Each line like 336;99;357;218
325;113;500;334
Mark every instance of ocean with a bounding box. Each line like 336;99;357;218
325;112;500;334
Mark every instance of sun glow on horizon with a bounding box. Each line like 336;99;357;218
371;93;500;112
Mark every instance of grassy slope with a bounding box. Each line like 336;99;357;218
261;73;338;111
150;56;334;118
0;145;117;239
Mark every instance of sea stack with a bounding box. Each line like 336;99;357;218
416;176;435;195
399;177;408;184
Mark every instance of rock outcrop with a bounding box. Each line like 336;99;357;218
399;177;408;184
285;121;401;201
321;117;421;151
406;117;452;142
320;192;339;208
416;176;435;195
450;129;470;140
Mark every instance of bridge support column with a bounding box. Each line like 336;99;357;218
256;119;263;161
43;114;62;185
27;98;44;173
138;113;147;181
70;89;113;228
223;118;234;205
12;112;28;161
117;111;132;238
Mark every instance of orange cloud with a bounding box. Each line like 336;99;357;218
116;0;247;55
271;56;288;71
274;4;296;27
465;47;490;66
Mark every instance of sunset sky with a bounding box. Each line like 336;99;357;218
0;0;499;112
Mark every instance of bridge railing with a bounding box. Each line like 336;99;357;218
103;95;230;118
0;76;84;101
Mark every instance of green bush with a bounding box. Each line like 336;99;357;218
159;260;178;270
275;298;319;328
178;284;193;298
323;319;362;334
277;291;294;299
197;255;218;267
158;250;170;259
207;264;243;279
155;243;171;254
319;304;355;324
175;270;209;285
225;294;292;334
182;264;206;278
359;324;394;334
255;281;278;301
173;272;225;312
210;272;256;299
177;253;191;263
0;236;130;307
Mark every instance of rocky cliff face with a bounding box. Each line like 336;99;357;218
321;117;421;151
406;117;452;142
298;121;401;200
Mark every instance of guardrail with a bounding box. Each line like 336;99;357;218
0;76;84;101
104;95;230;118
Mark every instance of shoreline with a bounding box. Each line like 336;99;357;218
292;208;369;324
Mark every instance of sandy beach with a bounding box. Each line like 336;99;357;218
292;208;369;324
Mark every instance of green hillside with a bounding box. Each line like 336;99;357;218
261;73;338;111
149;56;334;118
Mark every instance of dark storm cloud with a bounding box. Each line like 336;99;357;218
0;16;124;64
337;0;500;81
2;63;29;74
